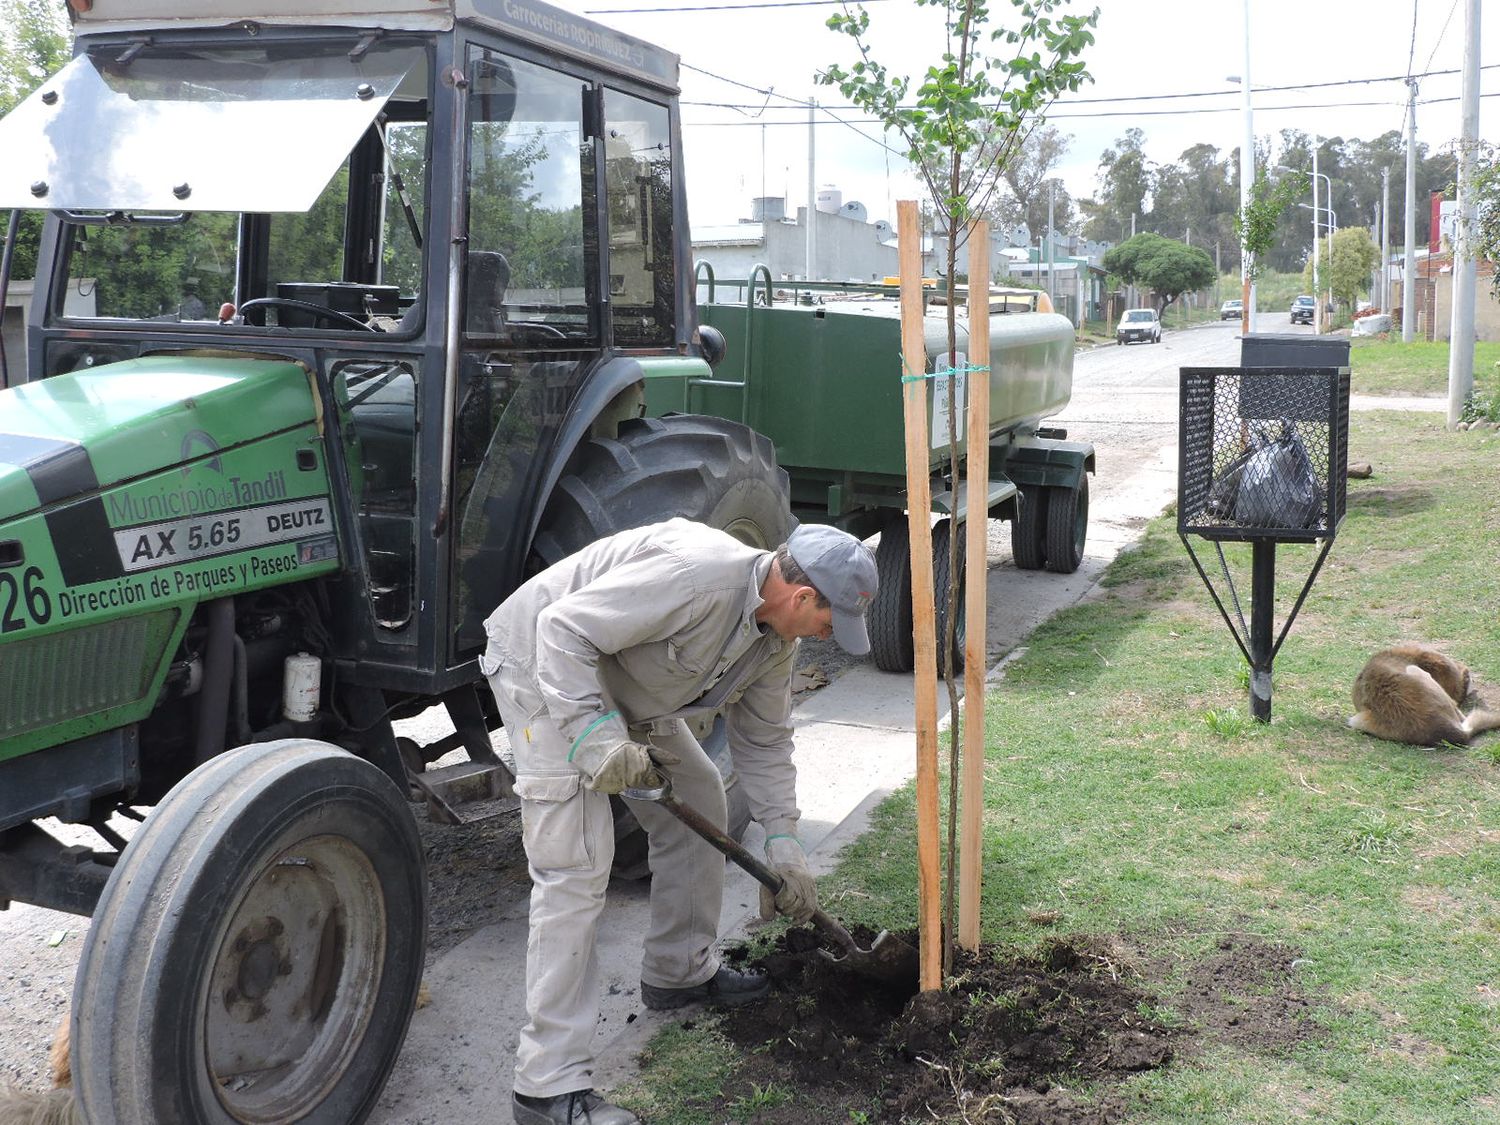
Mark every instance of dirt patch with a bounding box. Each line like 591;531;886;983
693;930;1317;1124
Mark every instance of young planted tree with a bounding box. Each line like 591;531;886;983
1234;168;1307;287
821;0;1097;976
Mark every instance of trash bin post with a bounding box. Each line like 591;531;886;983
1249;541;1275;722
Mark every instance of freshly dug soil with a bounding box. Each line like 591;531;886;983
704;928;1316;1124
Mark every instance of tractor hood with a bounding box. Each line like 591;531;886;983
0;356;318;518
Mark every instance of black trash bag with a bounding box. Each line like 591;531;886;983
1208;419;1323;529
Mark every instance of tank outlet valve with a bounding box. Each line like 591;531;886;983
282;652;322;722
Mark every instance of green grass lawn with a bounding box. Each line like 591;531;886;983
1349;337;1500;398
627;411;1500;1123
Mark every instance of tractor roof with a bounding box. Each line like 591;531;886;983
70;0;678;89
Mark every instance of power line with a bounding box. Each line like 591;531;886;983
1422;0;1462;75
682;63;1500;113
682;91;1500;128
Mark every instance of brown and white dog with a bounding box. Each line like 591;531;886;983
0;1016;76;1125
1349;643;1500;747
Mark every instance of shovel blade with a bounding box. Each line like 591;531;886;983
815;929;919;984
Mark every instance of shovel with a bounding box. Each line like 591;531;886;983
623;777;918;985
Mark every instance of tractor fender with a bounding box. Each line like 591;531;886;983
521;354;709;556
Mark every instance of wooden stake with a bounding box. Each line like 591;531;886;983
958;221;991;952
897;200;942;993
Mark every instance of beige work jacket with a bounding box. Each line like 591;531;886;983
480;519;800;834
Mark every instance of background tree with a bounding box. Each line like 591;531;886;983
1101;231;1213;313
1303;225;1379;311
822;0;1097;976
1471;143;1500;297
0;0;69;279
976;124;1074;244
1148;143;1237;268
1078;128;1150;243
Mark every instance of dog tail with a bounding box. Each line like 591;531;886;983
0;1087;80;1125
1462;709;1500;740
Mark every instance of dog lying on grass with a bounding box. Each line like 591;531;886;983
1349;643;1500;747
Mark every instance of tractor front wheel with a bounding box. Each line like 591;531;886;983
72;741;426;1125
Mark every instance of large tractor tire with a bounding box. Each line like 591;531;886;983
532;414;792;566
1044;474;1089;574
869;518;965;674
1009;485;1048;571
532;415;793;873
73;741;426;1125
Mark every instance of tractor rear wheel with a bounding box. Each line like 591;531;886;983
73;741;425;1125
532;415;793;871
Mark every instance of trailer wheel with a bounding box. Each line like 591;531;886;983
931;518;966;675
73;741;425;1125
1044;475;1089;574
1009;485;1047;571
869;518;965;673
533;415;793;874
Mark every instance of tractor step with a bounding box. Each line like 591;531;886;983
410;761;517;826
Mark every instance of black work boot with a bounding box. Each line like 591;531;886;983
512;1089;639;1124
639;965;769;1011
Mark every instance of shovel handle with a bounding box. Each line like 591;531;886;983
651;792;864;958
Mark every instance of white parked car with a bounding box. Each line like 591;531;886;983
1116;307;1162;345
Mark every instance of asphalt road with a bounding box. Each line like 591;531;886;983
0;313;1264;1100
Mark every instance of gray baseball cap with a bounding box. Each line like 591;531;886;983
787;524;878;655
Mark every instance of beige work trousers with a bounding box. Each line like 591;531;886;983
487;665;728;1098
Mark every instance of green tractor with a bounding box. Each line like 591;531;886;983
0;2;791;1120
0;1;1091;1120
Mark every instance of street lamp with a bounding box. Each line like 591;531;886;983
1277;159;1334;331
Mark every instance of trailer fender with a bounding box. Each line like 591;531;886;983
999;438;1096;493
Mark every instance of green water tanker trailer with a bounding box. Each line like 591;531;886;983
0;1;1089;1119
664;269;1094;671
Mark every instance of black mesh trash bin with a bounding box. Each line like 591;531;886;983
1178;366;1350;543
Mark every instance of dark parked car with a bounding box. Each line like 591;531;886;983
1290;295;1316;325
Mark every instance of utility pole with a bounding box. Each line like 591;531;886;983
1047;179;1056;312
1312;137;1321;333
806;97;816;282
1240;0;1256;335
1447;0;1481;427
1380;167;1390;313
1402;79;1418;342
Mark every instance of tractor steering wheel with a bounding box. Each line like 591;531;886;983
236;297;375;332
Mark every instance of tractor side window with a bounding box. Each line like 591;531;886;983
602;89;674;347
465;50;595;343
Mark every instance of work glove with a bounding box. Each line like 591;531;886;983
583;740;664;794
759;835;817;924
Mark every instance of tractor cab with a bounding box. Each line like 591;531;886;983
0;0;696;680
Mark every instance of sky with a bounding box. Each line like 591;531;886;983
570;0;1497;235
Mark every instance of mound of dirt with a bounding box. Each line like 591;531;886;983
708;929;1315;1124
